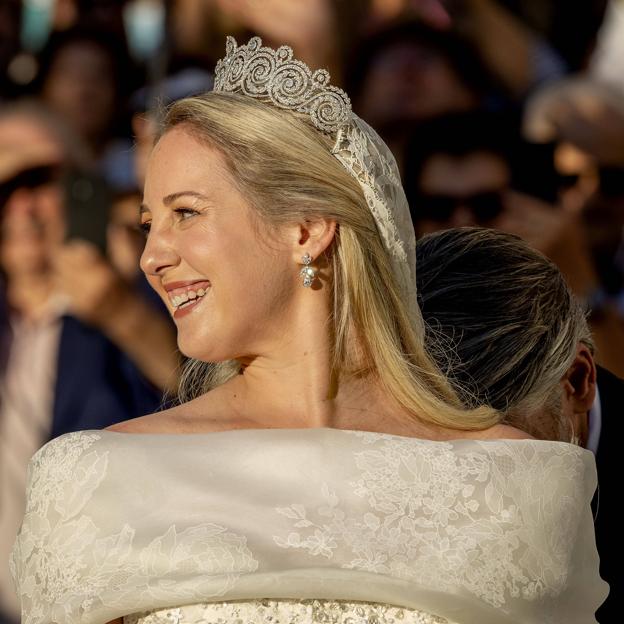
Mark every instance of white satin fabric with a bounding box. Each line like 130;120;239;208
10;428;608;624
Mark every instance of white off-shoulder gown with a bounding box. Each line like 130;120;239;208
10;428;608;623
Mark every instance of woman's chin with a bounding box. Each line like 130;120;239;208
177;341;232;364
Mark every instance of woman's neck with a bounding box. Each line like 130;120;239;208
192;364;430;438
165;284;432;438
193;319;416;435
228;298;340;427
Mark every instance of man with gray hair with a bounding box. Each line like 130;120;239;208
416;226;620;623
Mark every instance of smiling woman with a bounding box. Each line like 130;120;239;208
138;129;305;366
138;90;501;427
10;37;607;624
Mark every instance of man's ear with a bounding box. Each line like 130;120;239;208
561;344;597;413
287;218;337;263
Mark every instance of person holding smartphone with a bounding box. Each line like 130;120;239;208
0;101;178;624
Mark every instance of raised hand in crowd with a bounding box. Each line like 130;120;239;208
525;79;624;168
368;0;452;29
213;0;338;74
52;240;180;393
494;190;600;298
51;240;124;326
443;0;564;96
211;0;455;79
408;0;452;27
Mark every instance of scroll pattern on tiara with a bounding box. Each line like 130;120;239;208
214;36;351;134
213;37;417;316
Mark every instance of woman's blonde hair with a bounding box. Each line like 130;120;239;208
161;92;498;430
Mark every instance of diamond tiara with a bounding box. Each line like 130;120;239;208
212;36;417;317
214;36;352;134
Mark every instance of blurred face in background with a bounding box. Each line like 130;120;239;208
358;41;479;127
0;116;66;280
42;40;116;147
414;150;511;234
0;177;64;279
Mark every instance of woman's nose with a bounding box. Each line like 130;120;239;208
139;224;180;277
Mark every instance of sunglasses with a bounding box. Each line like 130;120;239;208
415;190;505;223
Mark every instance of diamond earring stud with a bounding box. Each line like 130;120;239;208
300;253;317;287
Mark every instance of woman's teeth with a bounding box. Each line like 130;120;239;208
170;287;207;309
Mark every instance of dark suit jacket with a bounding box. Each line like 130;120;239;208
49;315;163;438
0;299;163;623
594;366;622;624
1;284;162;439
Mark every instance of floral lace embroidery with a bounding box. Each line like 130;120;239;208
10;429;601;624
10;431;105;614
11;433;258;624
332;116;417;315
125;599;452;624
274;435;584;608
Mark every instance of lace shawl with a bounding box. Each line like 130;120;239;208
10;428;607;624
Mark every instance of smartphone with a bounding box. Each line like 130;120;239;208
63;170;111;255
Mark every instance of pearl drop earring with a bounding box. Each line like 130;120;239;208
300;253;317;287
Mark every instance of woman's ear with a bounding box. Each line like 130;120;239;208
288;218;337;263
561;344;597;413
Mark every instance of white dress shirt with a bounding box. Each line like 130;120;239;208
0;312;62;619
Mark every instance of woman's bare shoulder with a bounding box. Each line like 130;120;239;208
105;394;257;435
105;414;171;434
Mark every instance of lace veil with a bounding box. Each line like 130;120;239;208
214;36;417;316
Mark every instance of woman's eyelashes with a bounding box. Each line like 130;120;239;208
138;207;200;236
174;207;201;220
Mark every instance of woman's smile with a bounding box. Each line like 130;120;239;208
163;279;212;318
172;286;210;319
141;128;298;362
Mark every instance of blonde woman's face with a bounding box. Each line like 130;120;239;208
140;127;297;362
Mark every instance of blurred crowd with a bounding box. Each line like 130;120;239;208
1;0;624;621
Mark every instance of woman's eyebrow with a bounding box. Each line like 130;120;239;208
162;191;210;205
139;191;210;215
